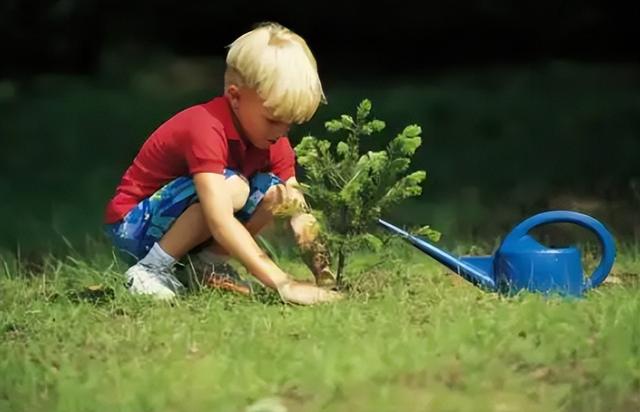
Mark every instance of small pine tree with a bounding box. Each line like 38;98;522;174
286;99;439;284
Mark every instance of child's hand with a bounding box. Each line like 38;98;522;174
277;280;343;305
315;268;337;288
295;234;336;286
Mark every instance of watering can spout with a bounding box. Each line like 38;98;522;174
377;219;497;290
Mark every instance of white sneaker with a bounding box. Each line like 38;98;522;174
124;262;185;300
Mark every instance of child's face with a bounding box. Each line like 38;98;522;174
227;86;291;150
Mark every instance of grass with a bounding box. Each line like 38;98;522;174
1;241;639;412
2;59;639;410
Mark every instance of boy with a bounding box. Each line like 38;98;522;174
104;22;341;305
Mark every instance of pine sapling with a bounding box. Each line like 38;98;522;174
283;99;439;285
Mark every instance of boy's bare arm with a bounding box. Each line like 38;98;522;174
285;178;335;285
194;173;342;304
194;172;290;289
194;173;341;304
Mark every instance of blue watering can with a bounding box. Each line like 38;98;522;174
378;210;616;296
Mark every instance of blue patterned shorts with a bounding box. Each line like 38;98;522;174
105;170;283;261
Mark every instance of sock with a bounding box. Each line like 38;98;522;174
139;243;176;269
196;249;229;265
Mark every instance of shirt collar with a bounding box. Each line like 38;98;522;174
203;95;243;142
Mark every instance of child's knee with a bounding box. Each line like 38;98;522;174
226;174;250;211
235;173;285;221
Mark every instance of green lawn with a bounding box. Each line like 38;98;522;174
1;243;639;412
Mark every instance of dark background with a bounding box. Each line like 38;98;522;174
2;1;639;77
1;1;639;252
0;0;640;76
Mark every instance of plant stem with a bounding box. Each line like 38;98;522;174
336;248;345;286
336;204;348;286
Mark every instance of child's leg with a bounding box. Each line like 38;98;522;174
198;174;286;257
158;174;249;259
107;172;249;262
108;172;252;298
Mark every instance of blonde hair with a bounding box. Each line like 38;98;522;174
225;22;326;124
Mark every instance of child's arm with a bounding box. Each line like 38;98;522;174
194;172;340;303
285;177;336;286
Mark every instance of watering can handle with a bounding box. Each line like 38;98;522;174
503;210;616;290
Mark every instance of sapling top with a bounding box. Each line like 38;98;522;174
282;99;439;284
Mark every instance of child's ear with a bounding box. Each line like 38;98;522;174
226;84;241;110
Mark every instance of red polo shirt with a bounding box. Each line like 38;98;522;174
104;96;296;224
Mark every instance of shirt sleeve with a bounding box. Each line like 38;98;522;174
270;137;296;181
183;110;227;175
